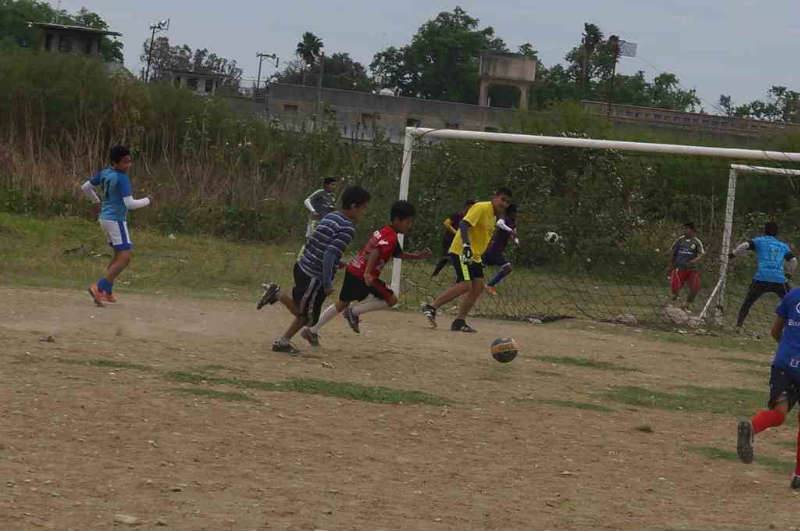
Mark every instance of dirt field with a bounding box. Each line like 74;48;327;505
1;286;799;530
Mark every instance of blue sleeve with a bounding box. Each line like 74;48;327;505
89;171;102;186
321;229;354;289
777;295;790;318
117;174;132;197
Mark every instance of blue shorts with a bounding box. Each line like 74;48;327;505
769;365;800;410
483;252;509;267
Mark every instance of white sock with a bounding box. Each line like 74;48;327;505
310;304;340;334
352;296;389;317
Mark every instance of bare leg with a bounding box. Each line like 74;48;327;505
281;316;307;341
105;250;131;282
431;282;471;309
279;291;299;316
456;278;485;320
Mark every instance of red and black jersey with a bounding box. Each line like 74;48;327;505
347;225;403;279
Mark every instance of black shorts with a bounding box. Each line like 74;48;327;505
450;253;484;283
339;271;394;303
768;365;800;410
483;251;509;267
291;263;327;326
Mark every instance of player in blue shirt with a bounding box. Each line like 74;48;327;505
729;222;797;329
80;146;151;306
484;204;519;296
737;287;800;489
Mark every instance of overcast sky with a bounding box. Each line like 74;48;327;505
59;0;798;111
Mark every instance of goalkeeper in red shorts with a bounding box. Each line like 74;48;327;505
669;222;705;310
301;200;431;345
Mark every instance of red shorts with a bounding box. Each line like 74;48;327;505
671;269;700;293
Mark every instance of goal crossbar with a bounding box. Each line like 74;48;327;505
391;127;800;295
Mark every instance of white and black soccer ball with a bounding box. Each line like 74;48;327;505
544;231;561;244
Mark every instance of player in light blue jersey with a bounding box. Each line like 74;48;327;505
80;146;151;306
736;287;800;489
729;222;797;329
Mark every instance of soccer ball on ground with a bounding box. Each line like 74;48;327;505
544;231;561;244
491;337;519;363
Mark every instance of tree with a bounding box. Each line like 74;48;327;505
275;52;372;92
725;86;800;122
370;6;507;103
140;37;243;89
295;31;323;85
0;0;122;62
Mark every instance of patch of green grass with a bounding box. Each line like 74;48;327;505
57;358;152;371
515;398;614;412
163;372;448;406
713;356;767;367
172;387;256;402
635;425;654;433
536;355;638;372
689;446;793;473
194;364;240;374
604;385;765;416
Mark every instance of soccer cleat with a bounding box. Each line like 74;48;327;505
103;292;118;304
272;339;300;356
791;475;800;490
485;285;498;296
736;418;754;464
451;319;477;333
300;327;320;347
87;284;105;307
257;283;280;310
421;304;437;328
343;307;360;334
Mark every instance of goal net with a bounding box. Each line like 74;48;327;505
387;128;800;331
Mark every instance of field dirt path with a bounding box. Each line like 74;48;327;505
0;286;796;530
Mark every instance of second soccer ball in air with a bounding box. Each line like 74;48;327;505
544;231;561;244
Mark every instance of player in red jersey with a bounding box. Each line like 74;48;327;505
301;200;431;346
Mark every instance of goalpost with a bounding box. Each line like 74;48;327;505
390;127;800;323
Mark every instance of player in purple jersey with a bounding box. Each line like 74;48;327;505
484;204;519;296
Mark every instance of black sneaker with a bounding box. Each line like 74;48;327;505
300;327;320;347
257;283;280;310
343;307;360;334
737;418;754;464
422;304;437;328
451;319;477;333
791;475;800;490
272;339;300;356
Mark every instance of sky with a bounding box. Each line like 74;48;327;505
58;0;799;111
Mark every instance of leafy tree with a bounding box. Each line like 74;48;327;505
296;31;323;66
276;52;372;91
370;6;507;103
141;37;243;89
0;0;122;62
725;86;800;122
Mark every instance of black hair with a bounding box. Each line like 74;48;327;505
684;221;696;231
506;204;518;215
765;221;779;236
110;145;131;164
323;177;337;186
495;186;513;198
464;199;476;207
390;200;416;221
341;185;371;210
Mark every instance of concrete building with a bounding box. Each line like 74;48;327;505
31;22;120;58
478;53;537;110
169;70;225;96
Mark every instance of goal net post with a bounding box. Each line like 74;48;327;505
391;127;800;327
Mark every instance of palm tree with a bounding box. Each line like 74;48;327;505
296;32;323;86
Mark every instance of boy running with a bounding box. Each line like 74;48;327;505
432;199;475;277
669;222;705;310
258;186;371;355
80;146;151;306
301;200;432;345
729;222;797;330
484;204;520;296
737;286;800;489
422;187;513;333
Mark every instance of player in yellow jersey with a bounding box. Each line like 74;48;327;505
421;187;513;332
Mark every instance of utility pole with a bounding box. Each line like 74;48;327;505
255;53;278;101
607;35;620;117
316;51;325;117
144;19;170;83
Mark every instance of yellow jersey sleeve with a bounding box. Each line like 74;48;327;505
449;202;496;261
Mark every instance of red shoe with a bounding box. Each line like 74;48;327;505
88;284;106;307
485;286;498;296
104;292;118;304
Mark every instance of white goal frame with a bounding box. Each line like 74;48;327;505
390;128;800;315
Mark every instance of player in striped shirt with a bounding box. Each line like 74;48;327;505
302;200;432;345
258;186;371;355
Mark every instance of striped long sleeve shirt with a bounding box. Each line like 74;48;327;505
299;211;356;290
